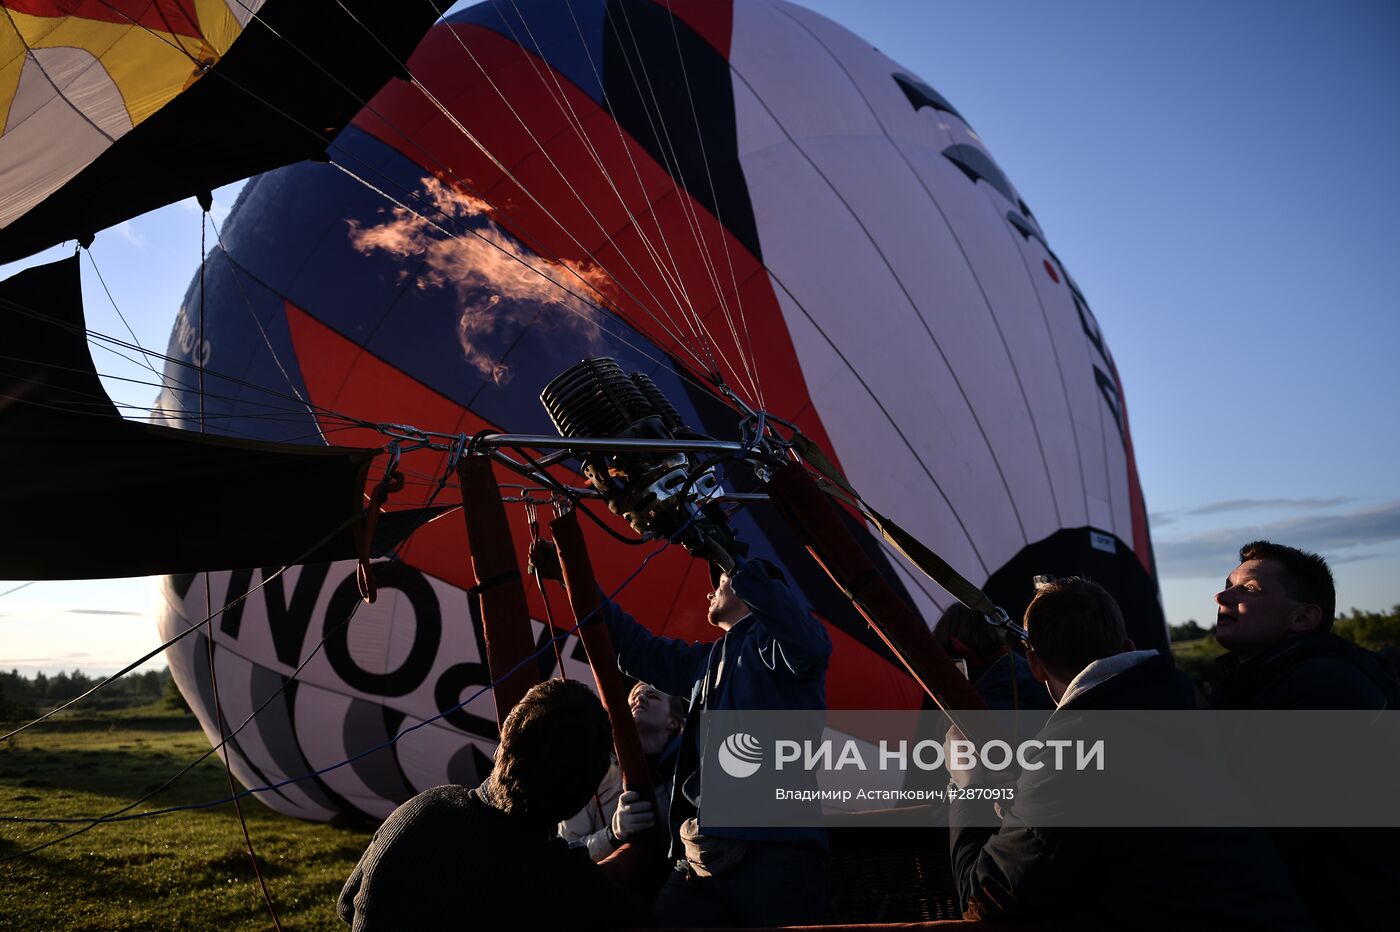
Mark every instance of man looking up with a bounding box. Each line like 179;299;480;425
1213;539;1397;709
1212;541;1399;928
600;556;831;927
948;577;1307;928
560;683;685;861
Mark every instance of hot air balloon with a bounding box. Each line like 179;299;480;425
135;0;1168;821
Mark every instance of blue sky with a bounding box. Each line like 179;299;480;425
803;0;1400;624
2;0;1398;675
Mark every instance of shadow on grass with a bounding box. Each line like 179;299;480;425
327;810;379;833
0;745;392;840
0;745;236;807
6;843;298;903
0;712;202;735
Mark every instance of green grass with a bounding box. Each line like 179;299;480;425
0;704;374;931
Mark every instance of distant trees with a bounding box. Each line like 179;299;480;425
163;671;191;713
1169;606;1400;651
4;608;1395;718
1169;605;1400;695
1170;635;1225;693
0;667;174;715
1168;620;1212;642
1333;605;1400;653
0;679;29;720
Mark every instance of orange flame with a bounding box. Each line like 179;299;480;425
349;177;611;384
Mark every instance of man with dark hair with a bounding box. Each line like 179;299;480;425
337;679;644;931
1018;577;1187;705
1213;540;1396;709
1212;541;1400;928
600;555;831;927
948;577;1308;927
934;603;1050;710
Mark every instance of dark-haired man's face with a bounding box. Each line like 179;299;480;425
706;573;747;629
1214;558;1318;657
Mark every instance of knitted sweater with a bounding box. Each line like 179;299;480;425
338;784;644;930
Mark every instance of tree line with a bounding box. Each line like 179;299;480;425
1170;604;1400;649
1169;605;1400;692
4;606;1397;719
0;666;186;719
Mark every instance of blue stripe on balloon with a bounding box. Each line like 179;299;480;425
223;125;719;445
447;0;610;110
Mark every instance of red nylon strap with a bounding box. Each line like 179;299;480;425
551;508;668;885
766;462;990;714
355;470;404;604
549;508;653;796
457;455;541;729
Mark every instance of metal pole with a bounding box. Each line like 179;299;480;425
474;433;748;455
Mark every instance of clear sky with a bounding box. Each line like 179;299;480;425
2;0;1397;676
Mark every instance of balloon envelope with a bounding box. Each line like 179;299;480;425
156;0;1165;820
0;0;444;263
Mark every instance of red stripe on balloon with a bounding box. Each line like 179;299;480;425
1110;364;1153;576
6;1;203;39
284;300;703;636
655;0;735;57
351;20;844;487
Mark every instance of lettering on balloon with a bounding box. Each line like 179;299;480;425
322;562;442;697
220;563;331;666
171;305;212;367
209;562;539;742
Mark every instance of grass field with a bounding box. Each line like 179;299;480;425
0;704;374;931
0;637;1245;930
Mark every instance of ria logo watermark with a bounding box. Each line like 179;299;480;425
715;732;1106;779
774;737;1104;773
718;732;764;778
703;710;1400;829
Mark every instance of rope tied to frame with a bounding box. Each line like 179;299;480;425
525;499;565;586
356;443;405;603
524;498;568;676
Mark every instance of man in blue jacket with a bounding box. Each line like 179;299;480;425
600;556;832;927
